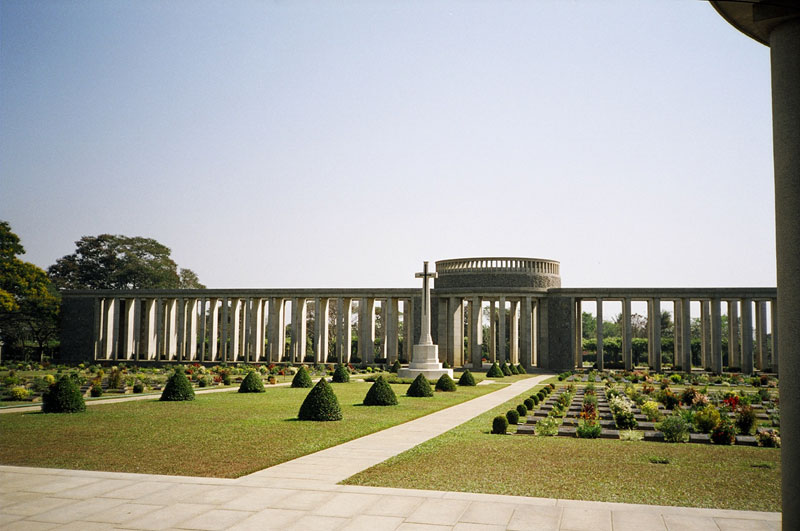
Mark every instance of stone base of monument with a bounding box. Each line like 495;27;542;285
398;343;453;380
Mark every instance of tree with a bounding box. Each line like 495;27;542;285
0;221;60;361
48;234;205;290
581;312;596;340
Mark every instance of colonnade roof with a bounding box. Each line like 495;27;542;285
550;287;777;299
62;288;418;298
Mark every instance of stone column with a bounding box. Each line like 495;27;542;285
595;298;603;370
220;298;230;362
756;301;768;371
509;300;519;365
470;297;482;368
575;299;583;368
436;298;449;364
124;299;138;360
336;298;352;363
701;300;711;370
187;298;198;361
314;298;329;364
741;299;754;375
385;297;399;363
537;298;549;369
728;300;740;369
498;296;507;364
402;299;412;362
771;300;779;374
680;298;692;371
144;299;157;360
250;299;264;362
623;298;633;370
519;298;532;370
651;298;662;372
710;298;723;374
291;298;307;364
230;299;242;363
267;298;285;363
489;300;497;363
446;297;463;367
770;19;800;525
208;299;219;362
166;299;178;361
176;298;186;361
92;298;102;361
358;298;375;364
156;298;165;360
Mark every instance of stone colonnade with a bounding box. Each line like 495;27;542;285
77;290;417;365
554;288;778;375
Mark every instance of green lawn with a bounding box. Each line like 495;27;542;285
343;384;782;512
0;379;503;478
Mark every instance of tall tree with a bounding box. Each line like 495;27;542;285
48;234;205;290
0;221;60;360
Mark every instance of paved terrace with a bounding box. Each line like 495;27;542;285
0;376;781;530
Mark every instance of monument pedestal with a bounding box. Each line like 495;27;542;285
398;344;453;380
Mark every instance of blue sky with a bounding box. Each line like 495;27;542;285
1;1;775;289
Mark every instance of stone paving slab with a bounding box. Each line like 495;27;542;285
0;374;782;530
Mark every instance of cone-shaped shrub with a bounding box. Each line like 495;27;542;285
160;369;195;401
406;373;433;397
435;374;456;392
363;375;398;406
516;364;526;374
501;362;512;376
332;364;350;383
298;378;342;421
390;360;401;373
458;370;477;386
492;415;509;434
291;366;313;388
486;362;504;378
239;370;266;393
42;376;86;413
508;364;519;375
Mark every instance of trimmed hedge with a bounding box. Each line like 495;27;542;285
239;370;266;393
486;362;504;378
298;378;342;421
160;369;195;401
516;364;526;374
390;360;401;373
501;362;512;376
524;398;534;410
509;364;519;375
492;415;509;434
291;366;313;388
506;409;520;425
42;376;86;413
435;374;456;392
363;375;398;406
458;370;476;386
332;364;350;383
516;404;528;417
406;373;433;397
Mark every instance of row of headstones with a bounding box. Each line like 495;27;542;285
516;385;770;445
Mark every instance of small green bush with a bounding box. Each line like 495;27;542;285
486;362;504;378
132;381;145;393
160;370;195;401
535;416;559;436
501;362;512;376
508;364;518;375
406;374;433;397
576;420;602;438
332;365;350;383
458;370;476;386
42;376;86;413
390;360;401;373
239;370;266;393
363;375;398;406
9;386;28;400
736;405;757;435
516;364;525;374
711;417;736;445
657;414;689;443
435;374;456;392
694;405;721;433
615;411;638;430
524;398;534;410
756;428;781;448
530;394;539;406
506;409;520;424
492;415;509;434
641;401;662;422
90;384;103;397
291;366;313;388
516;404;528;417
298;378;342;421
222;372;232;385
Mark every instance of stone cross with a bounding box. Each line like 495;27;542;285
415;261;437;345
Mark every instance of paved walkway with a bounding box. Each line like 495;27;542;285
0;375;782;530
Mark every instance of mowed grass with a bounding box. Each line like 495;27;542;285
343;385;782;512
0;379;501;478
